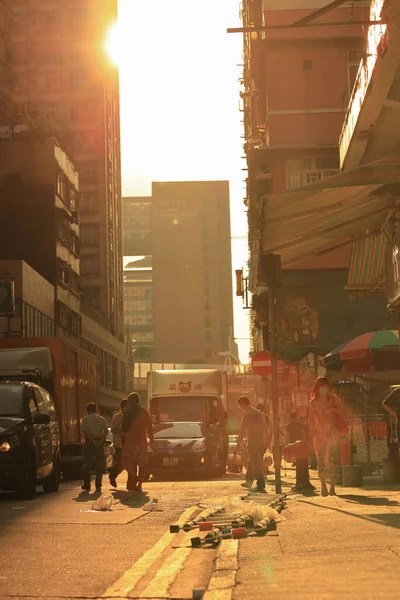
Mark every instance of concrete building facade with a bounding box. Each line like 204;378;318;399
0;136;129;407
240;0;393;355
0;260;55;338
124;257;154;361
0;137;81;343
3;0;124;339
151;181;235;363
0;1;129;404
122;182;237;364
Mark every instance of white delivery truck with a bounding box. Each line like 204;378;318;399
147;369;229;474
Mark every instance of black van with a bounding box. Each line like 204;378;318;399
0;381;60;499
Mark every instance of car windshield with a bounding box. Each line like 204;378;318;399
153;422;204;439
0;385;24;417
151;396;216;422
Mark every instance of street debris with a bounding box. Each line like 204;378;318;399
143;498;164;512
170;515;255;533
11;506;26;510
184;496;286;548
91;494;114;511
222;498;284;523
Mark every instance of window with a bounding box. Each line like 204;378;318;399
70;69;88;90
81;256;100;276
286;157;340;190
27;72;38;89
71;100;98;123
56;167;69;201
80;223;100;245
79;161;98;182
34;388;48;414
47;71;65;91
27;390;38;419
126;314;153;326
133;331;154;343
38;11;60;32
81;192;98;211
83;287;100;309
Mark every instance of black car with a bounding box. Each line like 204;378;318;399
0;381;60;499
148;421;226;478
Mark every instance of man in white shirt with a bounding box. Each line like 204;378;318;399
109;398;128;488
81;402;108;492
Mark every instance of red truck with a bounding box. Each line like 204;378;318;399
0;338;97;479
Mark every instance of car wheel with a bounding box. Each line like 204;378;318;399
43;456;60;493
16;455;37;500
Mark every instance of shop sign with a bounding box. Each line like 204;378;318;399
276;287;318;347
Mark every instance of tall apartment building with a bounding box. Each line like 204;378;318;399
3;1;123;332
124;257;154;360
122;183;237;364
242;0;395;355
123;197;152;256
0;1;128;404
0;137;81;344
151;181;235;363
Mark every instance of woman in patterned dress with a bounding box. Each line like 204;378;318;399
309;377;345;497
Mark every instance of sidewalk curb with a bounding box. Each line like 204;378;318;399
203;538;239;600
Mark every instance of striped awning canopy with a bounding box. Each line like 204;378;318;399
346;232;387;294
261;157;400;267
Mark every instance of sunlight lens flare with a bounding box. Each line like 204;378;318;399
105;22;122;66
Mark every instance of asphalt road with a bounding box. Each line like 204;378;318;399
0;472;247;600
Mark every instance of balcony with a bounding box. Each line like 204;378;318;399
340;0;400;169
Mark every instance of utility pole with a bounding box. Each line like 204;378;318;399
268;281;282;494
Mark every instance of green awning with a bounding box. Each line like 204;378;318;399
346;232;387;294
261;156;400;267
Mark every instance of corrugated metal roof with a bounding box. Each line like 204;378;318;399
260;156;400;267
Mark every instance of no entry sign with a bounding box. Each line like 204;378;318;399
251;350;272;377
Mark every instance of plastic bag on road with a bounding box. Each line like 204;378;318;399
143;499;164;512
91;494;114;511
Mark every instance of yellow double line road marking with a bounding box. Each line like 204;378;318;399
140;546;192;598
102;505;198;598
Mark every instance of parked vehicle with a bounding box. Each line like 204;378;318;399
148;421;224;478
147;369;229;475
0;381;60;499
0;339;97;479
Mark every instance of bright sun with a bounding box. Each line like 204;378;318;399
105;22;122;66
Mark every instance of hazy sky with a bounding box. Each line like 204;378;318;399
111;0;250;361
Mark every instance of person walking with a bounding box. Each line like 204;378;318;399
309;377;346;497
234;396;270;493
286;412;303;444
109;398;128;488
81;402;108;493
255;402;272;473
122;392;153;492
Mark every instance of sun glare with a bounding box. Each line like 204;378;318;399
105;22;122;66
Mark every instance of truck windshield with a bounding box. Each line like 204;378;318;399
0;385;24;417
151;396;217;422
